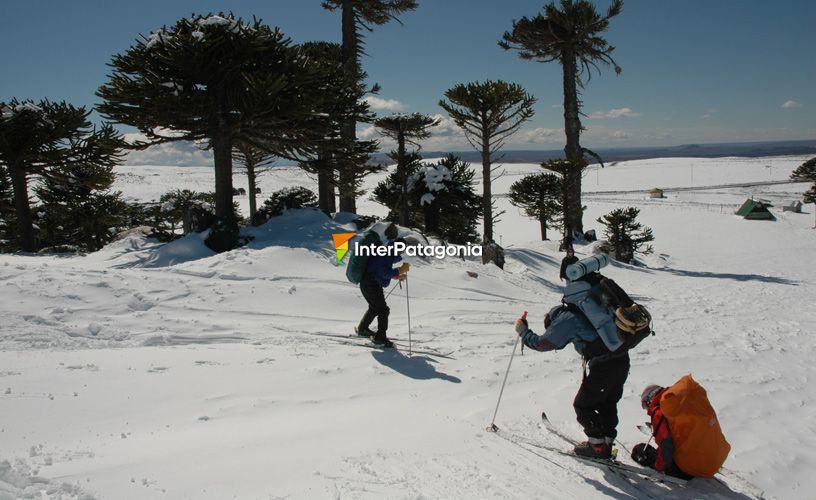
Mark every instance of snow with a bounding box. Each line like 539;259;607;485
1;155;814;499
419;192;435;206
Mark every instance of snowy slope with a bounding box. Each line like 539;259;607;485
1;155;814;499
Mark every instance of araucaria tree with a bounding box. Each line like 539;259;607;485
509;172;563;241
296;41;379;215
374;113;440;226
597;206;653;263
439;80;536;242
791;157;816;228
0;99;125;252
233;142;275;225
97;13;330;252
373;154;483;243
36;155;128;252
500;0;623;240
322;0;418;213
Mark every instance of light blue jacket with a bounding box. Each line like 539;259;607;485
522;280;623;358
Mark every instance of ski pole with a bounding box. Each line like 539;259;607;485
405;274;412;356
384;280;401;300
486;311;527;433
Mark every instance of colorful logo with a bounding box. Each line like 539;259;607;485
332;233;357;264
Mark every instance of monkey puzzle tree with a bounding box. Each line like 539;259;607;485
508;172;563;241
97;13;331;252
439;80;535;242
597;206;653;263
296;41;379;215
322;0;418;213
233;142;275;225
374;113;439;226
0;99;124;252
500;0;623;239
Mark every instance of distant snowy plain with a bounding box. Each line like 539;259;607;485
1;155;814;499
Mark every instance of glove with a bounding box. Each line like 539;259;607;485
514;318;529;337
399;263;410;274
396;273;407;281
631;443;657;468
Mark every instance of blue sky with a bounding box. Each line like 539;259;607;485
1;0;814;161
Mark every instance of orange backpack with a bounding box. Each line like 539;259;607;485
660;374;731;477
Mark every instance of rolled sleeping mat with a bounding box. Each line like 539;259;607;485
565;253;610;281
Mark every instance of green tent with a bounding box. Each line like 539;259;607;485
735;199;776;220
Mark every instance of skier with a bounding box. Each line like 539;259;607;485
633;378;730;479
355;224;409;348
559;246;579;282
514;271;632;459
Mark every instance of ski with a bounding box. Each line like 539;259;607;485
494;429;687;486
538;412;688;486
307;331;430;344
540;411;579;446
324;337;456;359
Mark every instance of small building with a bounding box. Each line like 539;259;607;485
735;199;776;221
649;188;664;199
782;200;803;213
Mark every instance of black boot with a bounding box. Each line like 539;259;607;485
371;333;394;348
573;439;612;459
355;326;376;337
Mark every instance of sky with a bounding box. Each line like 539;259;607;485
1;0;814;164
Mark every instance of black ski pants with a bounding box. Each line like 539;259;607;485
573;353;630;439
359;274;389;335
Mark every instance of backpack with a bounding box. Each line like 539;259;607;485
660;374;731;477
598;277;652;350
570;275;653;361
345;231;381;284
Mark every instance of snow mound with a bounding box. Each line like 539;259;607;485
0;460;96;500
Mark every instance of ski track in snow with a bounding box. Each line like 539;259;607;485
1;155;814;499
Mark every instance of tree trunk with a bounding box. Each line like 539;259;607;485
424;203;440;234
212;133;234;220
328;171;337;213
318;168;332;214
397;133;409;227
247;162;258;225
9;162;36;252
207;131;238;252
540;217;548;241
337;0;358;214
481;129;493;242
561;49;584;239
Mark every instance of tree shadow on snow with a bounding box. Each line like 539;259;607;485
371;350;461;383
654;267;796;285
606;259;798;285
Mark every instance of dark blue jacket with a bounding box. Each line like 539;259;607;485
365;243;402;287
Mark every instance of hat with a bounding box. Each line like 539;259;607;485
640;384;663;408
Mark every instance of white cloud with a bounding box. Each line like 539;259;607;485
124;139;212;166
364;96;405;111
357;124;379;141
610;130;633;140
588;107;641;120
515;127;563;144
701;108;718;119
782;100;802;109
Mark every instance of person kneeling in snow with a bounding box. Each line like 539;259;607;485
355;225;409;348
514;272;632;459
633;377;730;480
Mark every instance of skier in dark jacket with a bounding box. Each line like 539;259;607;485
355;226;409;348
514;272;630;459
559;247;579;282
